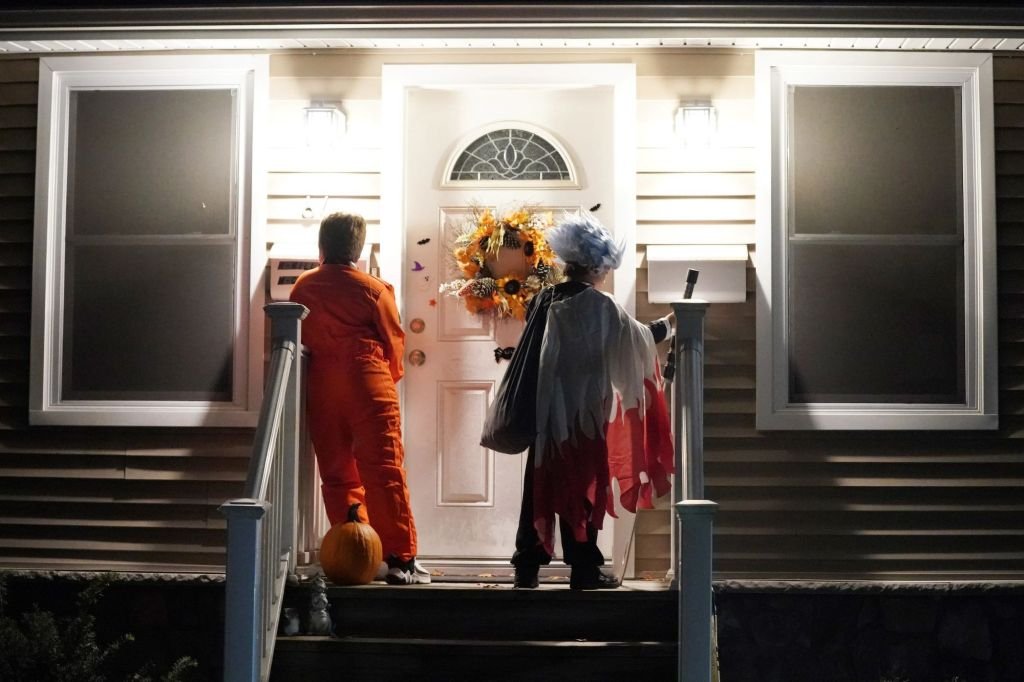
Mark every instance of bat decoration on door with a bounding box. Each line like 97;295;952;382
417;238;431;245
589;203;601;212
493;346;515;363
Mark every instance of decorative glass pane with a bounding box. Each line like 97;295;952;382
449;128;570;182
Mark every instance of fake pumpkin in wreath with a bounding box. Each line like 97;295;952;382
320;503;383;585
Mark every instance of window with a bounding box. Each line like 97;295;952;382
443;122;577;187
31;55;267;426
755;52;997;430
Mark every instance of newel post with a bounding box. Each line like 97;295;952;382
676;499;717;682
672;300;709;503
669;300;710;585
220;499;268;682
668;300;717;682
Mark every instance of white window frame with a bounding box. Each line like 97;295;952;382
30;55;268;427
755;51;997;430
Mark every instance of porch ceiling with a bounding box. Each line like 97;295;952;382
1;3;1024;55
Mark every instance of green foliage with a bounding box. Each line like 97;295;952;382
0;574;197;682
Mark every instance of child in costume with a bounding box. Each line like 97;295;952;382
290;212;429;585
498;212;675;590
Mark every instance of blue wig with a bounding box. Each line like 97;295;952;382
545;211;624;272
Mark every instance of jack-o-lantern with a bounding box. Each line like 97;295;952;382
320;503;383;585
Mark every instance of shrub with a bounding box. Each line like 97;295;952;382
0;574;197;682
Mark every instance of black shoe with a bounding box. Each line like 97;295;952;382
569;565;619;591
513;564;540;589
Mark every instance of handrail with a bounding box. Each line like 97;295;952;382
669;299;718;682
220;302;308;682
246;339;294;498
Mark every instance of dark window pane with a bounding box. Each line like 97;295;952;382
62;244;235;401
791;86;962;236
788;243;964;403
67;89;234;237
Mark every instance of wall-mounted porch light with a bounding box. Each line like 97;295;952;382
675;101;717;147
305;101;345;147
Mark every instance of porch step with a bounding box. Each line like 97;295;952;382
271;583;678;681
270;636;676;681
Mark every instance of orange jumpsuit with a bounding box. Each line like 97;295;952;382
290;264;418;563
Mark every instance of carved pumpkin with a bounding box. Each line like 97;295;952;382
320;503;383;585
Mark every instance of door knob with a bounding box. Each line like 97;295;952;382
408;349;426;366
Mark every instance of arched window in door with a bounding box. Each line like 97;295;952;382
444;123;578;187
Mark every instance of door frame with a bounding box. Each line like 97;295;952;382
380;62;638;574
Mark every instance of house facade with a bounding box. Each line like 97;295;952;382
0;3;1023;586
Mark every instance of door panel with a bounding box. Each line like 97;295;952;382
403;85;614;561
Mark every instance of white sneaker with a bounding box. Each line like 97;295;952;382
385;558;431;585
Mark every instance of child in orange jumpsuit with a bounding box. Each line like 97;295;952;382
290;212;428;585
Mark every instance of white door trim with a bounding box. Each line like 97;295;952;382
381;62;639;575
381;62;637;315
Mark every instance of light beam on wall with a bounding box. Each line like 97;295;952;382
675;101;717;147
305;101;345;147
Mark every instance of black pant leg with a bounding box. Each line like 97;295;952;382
512;445;550;566
558;505;606;568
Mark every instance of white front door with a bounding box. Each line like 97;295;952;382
401;85;613;564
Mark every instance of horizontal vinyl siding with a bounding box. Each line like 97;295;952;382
0;59;33;434
0;57;249;573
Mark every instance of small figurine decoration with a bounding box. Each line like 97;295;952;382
307;574;333;636
279;607;301;636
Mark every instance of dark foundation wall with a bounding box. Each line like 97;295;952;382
714;585;1024;682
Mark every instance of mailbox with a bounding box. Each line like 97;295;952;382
646;244;748;303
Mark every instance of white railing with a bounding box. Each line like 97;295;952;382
670;299;718;682
220;302;307;682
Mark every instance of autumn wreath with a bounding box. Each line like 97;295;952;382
439;206;563;321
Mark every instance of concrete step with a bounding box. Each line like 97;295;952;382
273;582;679;680
270;635;677;681
280;582;678;642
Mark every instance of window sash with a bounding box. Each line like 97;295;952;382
30;55;267;427
755;51;997;430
